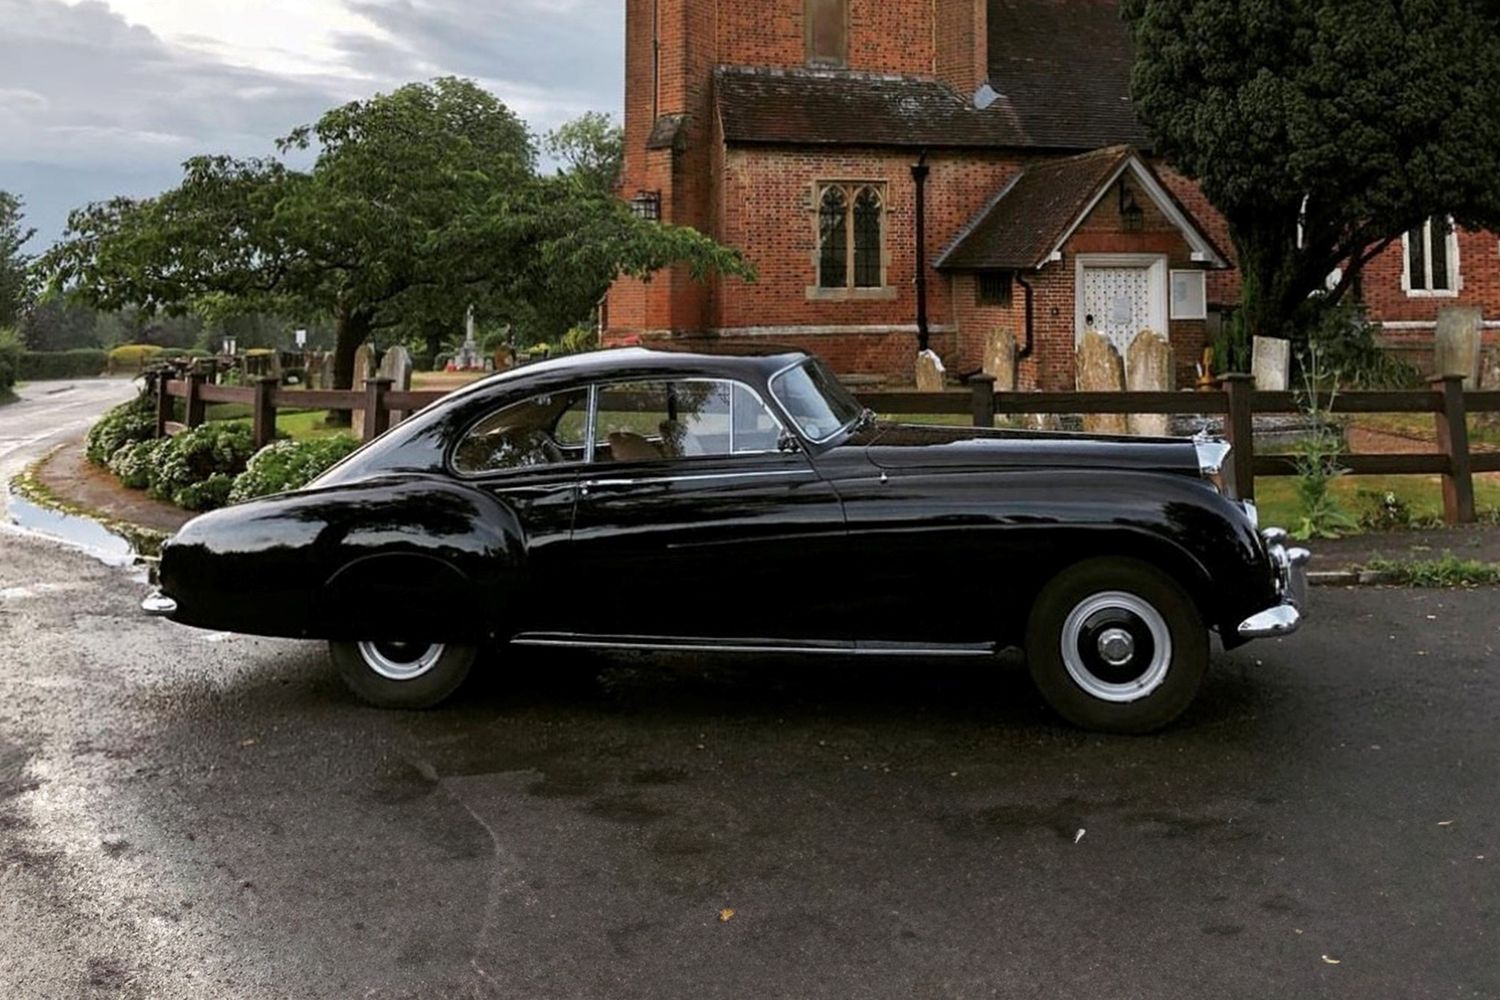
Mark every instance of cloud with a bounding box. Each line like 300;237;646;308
0;0;625;248
337;0;622;132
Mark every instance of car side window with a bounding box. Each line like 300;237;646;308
594;380;781;463
453;388;591;475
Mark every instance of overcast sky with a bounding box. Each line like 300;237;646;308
0;0;625;249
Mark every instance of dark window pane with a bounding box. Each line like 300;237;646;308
853;187;883;288
807;0;847;66
819;186;848;289
1430;219;1450;291
976;271;1013;306
1408;226;1427;291
454;389;591;473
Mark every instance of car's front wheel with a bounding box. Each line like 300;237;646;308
329;640;477;710
1025;558;1208;734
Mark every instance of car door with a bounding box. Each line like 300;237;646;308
567;378;850;647
449;386;591;636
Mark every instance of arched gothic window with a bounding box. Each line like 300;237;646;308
816;182;886;291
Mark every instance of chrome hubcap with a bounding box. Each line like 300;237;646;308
1060;591;1173;704
356;642;446;682
1097;628;1135;667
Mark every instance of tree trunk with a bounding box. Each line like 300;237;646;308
327;310;371;427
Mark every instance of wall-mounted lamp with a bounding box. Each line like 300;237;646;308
1119;182;1143;233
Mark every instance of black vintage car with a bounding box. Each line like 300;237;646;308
144;348;1308;733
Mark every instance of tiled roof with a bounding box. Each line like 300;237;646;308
986;0;1149;150
714;1;1147;152
936;146;1131;270
715;67;1028;148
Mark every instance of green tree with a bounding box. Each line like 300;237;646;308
41;79;749;413
1;191;34;329
545;111;624;196
1123;0;1500;342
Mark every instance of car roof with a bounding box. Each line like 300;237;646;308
457;346;811;396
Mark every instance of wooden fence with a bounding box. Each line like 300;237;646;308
149;363;1498;525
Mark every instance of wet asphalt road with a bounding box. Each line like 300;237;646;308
2;389;1499;999
0;379;141;483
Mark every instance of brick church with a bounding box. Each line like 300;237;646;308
602;0;1500;388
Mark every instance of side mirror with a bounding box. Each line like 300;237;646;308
777;431;803;454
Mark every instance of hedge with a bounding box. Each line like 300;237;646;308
228;435;360;504
20;350;109;380
107;344;165;373
0;329;21;395
85;393;157;466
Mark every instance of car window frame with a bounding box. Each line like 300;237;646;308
588;376;791;467
447;385;597;481
768;358;863;446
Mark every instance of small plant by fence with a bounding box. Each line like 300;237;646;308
148;361;1498;525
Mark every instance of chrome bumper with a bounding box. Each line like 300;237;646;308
1237;529;1311;640
141;591;178;617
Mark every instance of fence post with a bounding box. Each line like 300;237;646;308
968;373;996;429
1432;374;1475;525
363;377;393;443
184;364;207;429
153;369;172;439
252;376;279;450
1220;374;1257;502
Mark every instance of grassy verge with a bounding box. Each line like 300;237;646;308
1254;474;1500;532
1359;554;1500;587
9;451;169;559
200;404;345;442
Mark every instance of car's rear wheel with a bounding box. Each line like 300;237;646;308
1025;558;1207;734
329;640;477;710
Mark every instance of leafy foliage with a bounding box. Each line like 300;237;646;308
1362;554;1500;588
106;344;166;373
1289;345;1359;540
41;80;751;399
545;112;624;196
20;350;109;380
1123;0;1500;342
0;328;22;396
84;392;157;466
228;435;361;504
108;437;170;491
0;192;34;330
149;423;258;511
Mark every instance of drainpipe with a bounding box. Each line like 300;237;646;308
651;0;660;123
1015;271;1036;363
911;151;931;354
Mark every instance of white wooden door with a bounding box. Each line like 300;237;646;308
1082;266;1154;357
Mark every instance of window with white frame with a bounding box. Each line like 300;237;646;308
1404;217;1460;295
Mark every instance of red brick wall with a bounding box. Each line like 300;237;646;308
717;0;935;74
1361;228;1500;324
934;0;988;96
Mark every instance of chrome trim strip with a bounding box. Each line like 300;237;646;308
511;634;996;657
582;468;812;488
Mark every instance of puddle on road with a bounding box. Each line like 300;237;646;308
4;486;140;568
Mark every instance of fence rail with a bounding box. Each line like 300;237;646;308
148;362;1497;526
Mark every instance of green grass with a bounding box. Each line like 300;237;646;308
1360;553;1500;588
202;405;346;443
1254;474;1500;532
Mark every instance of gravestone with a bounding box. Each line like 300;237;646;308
983;327;1018;392
1076;328;1129;435
351;344;375;429
1434;306;1483;388
1483;348;1500;390
1252;336;1292;392
378;345;414;424
317;353;335;391
1125;329;1172;437
915;349;946;393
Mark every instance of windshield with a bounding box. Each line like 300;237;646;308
770;359;865;442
